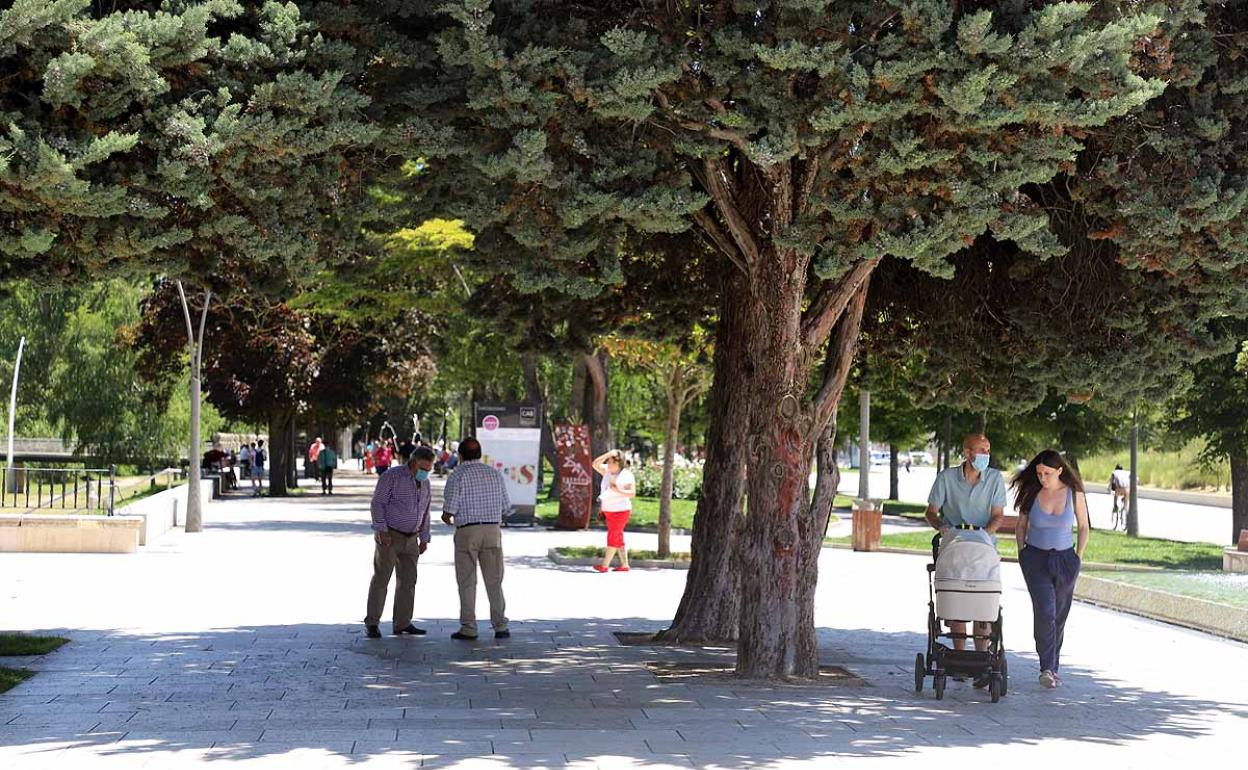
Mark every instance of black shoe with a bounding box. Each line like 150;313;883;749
365;625;382;639
451;631;478;641
494;630;511;639
394;625;427;636
973;674;992;689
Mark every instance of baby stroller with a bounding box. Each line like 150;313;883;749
914;532;1008;702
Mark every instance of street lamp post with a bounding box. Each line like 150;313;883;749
5;336;25;492
1127;402;1140;537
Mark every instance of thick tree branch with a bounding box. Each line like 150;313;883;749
794;155;821;220
700;156;760;267
801;259;877;351
812;277;870;432
692;209;749;275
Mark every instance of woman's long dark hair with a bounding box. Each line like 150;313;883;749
1011;449;1085;515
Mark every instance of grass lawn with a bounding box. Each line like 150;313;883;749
553;545;691;562
539;496;839;530
536;497;700;529
0;633;68;694
826;529;1224;570
832;495;927;518
1084;570;1248;608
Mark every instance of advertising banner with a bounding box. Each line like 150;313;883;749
474;403;542;525
553;424;593;529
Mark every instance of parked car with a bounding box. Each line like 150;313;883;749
909;451;934;466
870;450;891;466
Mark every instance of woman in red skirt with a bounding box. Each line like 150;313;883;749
591;449;636;572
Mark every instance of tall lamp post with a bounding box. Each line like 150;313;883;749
5;336;25;492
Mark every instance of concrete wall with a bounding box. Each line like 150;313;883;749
119;478;216;546
0;514;142;554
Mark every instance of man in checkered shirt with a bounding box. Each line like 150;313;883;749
440;437;511;640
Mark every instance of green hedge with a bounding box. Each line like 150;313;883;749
633;465;703;500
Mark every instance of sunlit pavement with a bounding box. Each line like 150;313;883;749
1;471;1244;768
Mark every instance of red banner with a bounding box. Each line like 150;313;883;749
554;424;593;529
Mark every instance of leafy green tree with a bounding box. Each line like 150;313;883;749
401;0;1165;677
1;0;382;527
603;333;711;557
1168;321;1248;544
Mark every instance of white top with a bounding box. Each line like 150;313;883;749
599;469;636;512
1111;469;1131;488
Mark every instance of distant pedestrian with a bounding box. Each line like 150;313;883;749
308;436;323;480
441;438;510;640
365;446;435;638
375;440;394;475
251;440;267;496
590;449;637;573
1109;464;1131;529
1010;449;1091;690
239;443;251;479
363;444;374;474
318;442;339;495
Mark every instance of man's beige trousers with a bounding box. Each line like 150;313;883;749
364;532;421;630
453;524;508;636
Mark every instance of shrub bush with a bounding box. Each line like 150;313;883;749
633;465;703;500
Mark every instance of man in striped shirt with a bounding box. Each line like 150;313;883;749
440;437;511;640
365;445;435;639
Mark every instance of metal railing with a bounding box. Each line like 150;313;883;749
1;465;117;515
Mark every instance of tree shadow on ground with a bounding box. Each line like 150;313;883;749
2;619;1242;767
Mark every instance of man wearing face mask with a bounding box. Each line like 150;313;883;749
364;445;436;639
925;433;1006;685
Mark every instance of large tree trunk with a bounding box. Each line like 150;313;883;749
737;250;871;679
1231;452;1248;546
889;444;900;501
522;350;558;497
658;374;683;559
267;410;295;497
583;349;613;458
736;254;820;678
659;270;751;644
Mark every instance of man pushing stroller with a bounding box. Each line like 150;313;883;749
925;432;1006;689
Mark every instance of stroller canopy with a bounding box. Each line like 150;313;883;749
936;538;1001;583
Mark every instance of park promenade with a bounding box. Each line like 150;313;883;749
0;472;1245;769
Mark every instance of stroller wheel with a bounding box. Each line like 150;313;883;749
914;653;925;693
1000;655;1009;696
989;674;1002;703
934;674;946;700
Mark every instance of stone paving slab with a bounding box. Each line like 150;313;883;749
1;473;1245;768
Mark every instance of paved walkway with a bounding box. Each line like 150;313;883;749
1;472;1245;769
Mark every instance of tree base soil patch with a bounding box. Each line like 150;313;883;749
645;660;865;686
613;631;736;648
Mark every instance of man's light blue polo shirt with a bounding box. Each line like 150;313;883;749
927;465;1007;547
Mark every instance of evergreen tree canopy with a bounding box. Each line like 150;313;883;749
0;0;379;289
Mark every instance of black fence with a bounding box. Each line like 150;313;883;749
0;465;117;515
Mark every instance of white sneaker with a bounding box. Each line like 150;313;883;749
1039;670;1058;689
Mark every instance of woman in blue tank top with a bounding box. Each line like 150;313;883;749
1009;449;1091;690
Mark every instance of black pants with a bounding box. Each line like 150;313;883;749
321;468;334;494
1019;545;1081;673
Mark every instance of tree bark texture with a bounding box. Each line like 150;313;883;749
889;444;900;501
522;350;558;497
684;153;873;676
658;370;683;559
660;270;751;643
1230;452;1248;546
175;283;209;534
736;249;872;679
267;410;295;497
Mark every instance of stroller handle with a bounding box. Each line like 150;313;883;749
931;531;943;563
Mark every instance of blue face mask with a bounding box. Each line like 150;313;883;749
971;454;991;472
414;469;429;482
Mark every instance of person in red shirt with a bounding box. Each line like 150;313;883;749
375;439;394;474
